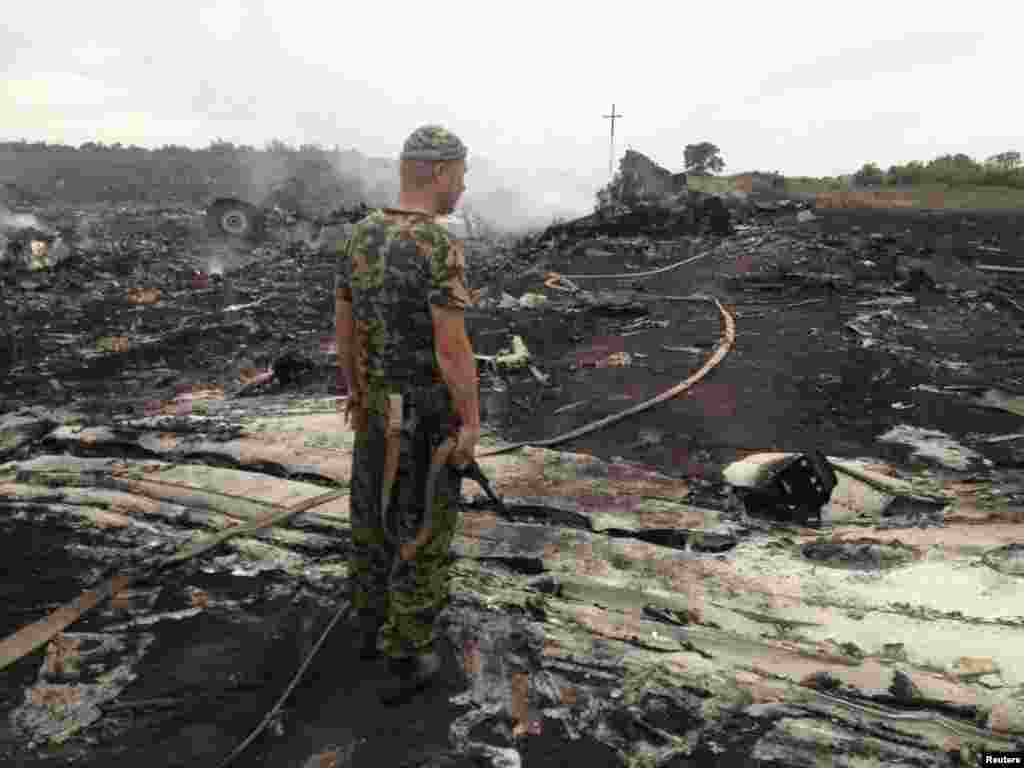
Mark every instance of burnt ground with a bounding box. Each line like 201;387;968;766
4;205;1022;486
479;209;1024;496
1;203;1024;767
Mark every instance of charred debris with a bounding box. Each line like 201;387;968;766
1;148;1024;767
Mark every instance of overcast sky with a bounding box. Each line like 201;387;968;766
3;0;1022;217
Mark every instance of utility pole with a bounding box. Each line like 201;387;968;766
603;103;622;179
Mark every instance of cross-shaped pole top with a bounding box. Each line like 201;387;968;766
602;103;623;179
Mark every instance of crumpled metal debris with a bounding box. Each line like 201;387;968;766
604;149;689;204
476;336;532;372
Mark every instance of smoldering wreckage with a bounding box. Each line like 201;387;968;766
1;149;1024;768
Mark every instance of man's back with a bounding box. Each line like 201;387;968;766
336;208;473;416
338;124;479;705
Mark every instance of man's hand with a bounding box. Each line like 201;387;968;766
339;395;366;431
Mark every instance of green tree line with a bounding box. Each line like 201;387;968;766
0;138;366;207
852;151;1023;189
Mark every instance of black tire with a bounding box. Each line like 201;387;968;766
206;197;266;241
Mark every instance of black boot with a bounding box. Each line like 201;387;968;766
378;651;441;705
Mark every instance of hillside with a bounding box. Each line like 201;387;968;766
689;173;1024;210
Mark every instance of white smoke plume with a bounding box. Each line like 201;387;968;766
322;151;603;236
0;204;47;232
195;240;246;276
213;144;605;237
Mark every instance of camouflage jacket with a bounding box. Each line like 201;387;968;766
335;208;474;417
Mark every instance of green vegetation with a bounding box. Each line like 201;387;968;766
875;151;1024;189
687;148;1024;209
786;178;1024;208
692;148;1024;191
685;176;735;195
0;138;366;210
5;138;1023;213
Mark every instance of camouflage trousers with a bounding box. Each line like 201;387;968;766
348;398;461;659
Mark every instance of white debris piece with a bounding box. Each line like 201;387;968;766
496;336;530;369
877;425;985;471
497;293;519;310
518;292;548;309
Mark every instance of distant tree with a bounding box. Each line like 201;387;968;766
929;153;978;170
926;153;981;184
209;138;236;153
987;150;1021;169
853;162;884;186
683;142;725;175
266;139;293;154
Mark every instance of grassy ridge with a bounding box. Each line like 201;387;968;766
688;174;1024;210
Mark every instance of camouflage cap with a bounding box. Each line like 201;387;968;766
400;124;467;162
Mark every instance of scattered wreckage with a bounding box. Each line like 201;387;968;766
205;194;371;248
564;149;735;241
205;172;490;249
1;167;1024;766
1;399;1024;767
546;151;817;244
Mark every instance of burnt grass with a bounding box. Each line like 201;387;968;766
1;204;1023;766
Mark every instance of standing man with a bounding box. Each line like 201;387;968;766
334;125;480;705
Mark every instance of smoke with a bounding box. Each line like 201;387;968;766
460;163;603;234
207;144;605;236
322;151;603;236
194;240;246;276
0;204;47;232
